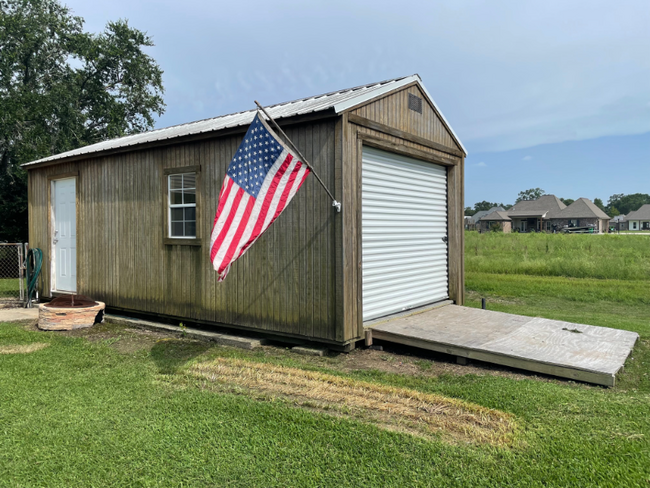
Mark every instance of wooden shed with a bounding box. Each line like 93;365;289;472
24;75;467;350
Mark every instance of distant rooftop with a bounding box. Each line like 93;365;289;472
625;204;650;221
505;195;610;220
507;195;566;218
560;198;610;220
471;206;504;223
480;210;511;221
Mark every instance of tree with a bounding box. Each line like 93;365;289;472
0;0;165;241
593;198;606;212
515;188;544;203
606;193;650;216
473;201;501;212
609;206;620;217
560;198;574;206
464;207;476;216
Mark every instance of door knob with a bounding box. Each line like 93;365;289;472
53;239;58;244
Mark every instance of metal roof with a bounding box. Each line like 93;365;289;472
23;74;466;168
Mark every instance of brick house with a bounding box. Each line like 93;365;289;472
552;198;611;233
507;195;566;232
479;210;512;233
486;195;610;233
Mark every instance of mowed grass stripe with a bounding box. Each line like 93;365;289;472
189;357;516;446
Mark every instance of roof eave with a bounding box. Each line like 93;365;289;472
22;108;339;169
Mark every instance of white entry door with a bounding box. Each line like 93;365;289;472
362;147;449;321
52;178;77;292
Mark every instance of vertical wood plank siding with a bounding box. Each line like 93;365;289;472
28;120;341;343
28;85;465;346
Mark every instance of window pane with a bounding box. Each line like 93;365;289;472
171;208;184;221
184;207;196;221
182;173;196;189
169;174;183;190
183;189;196;204
171;222;184;236
170;191;183;205
185;221;196;237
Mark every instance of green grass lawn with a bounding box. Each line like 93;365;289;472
0;232;649;487
1;320;649;487
0;278;21;299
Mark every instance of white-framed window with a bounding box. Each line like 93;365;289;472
168;173;196;238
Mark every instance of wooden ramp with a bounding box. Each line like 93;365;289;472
366;305;639;386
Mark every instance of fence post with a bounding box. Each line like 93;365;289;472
18;244;24;302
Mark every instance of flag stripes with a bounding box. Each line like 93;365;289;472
209;113;311;281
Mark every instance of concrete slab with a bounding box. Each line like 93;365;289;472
367;305;639;386
105;315;268;350
292;346;328;357
0;307;38;322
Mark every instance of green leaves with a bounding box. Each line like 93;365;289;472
0;0;165;240
515;188;545;203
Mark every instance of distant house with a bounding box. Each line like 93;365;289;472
625;204;650;231
479;195;610;233
507;195;566;232
470;206;504;225
479;210;512;233
552;198;610;233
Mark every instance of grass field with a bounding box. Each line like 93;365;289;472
465;231;650;280
0;232;648;487
0;278;21;300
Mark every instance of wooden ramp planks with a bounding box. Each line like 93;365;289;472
367;305;639;386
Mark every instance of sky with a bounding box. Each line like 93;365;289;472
64;0;649;207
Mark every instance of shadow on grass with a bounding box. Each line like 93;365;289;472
150;339;212;375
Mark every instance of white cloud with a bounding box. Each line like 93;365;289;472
522;155;532;161
476;161;487;167
61;0;650;154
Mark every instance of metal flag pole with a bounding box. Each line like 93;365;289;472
254;101;341;213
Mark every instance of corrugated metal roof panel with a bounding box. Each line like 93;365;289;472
23;74;466;167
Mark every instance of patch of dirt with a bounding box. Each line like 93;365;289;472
0;342;49;354
18;319;570;386
189;357;516;446
21;320;170;354
73;323;172;354
286;343;562;385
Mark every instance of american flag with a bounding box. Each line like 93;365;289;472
209;112;310;281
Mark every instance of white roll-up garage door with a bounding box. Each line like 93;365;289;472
362;146;448;321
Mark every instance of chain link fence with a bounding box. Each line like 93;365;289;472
0;243;25;307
